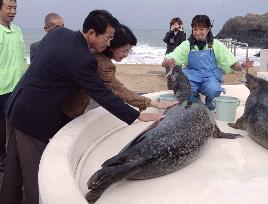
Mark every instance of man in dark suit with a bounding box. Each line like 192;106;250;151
30;13;64;62
0;10;172;204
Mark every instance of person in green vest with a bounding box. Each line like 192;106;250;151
0;0;27;171
162;14;252;110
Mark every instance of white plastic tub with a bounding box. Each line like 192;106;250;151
39;86;268;204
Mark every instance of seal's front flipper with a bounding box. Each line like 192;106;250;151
213;124;242;139
118;116;165;155
86;161;142;203
228;115;247;130
119;133;147;153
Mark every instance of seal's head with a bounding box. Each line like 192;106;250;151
245;73;258;92
170;65;191;103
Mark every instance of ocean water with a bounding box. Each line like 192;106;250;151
22;28;261;66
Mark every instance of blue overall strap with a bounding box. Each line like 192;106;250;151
183;48;223;82
183;48;225;110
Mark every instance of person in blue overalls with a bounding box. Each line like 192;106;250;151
162;15;252;110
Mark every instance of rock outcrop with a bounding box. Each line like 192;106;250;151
216;13;268;48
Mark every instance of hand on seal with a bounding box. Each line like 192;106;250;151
138;112;165;122
241;59;254;70
150;100;179;109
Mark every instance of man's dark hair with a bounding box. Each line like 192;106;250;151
0;0;16;8
169;17;183;28
83;10;119;35
103;24;137;58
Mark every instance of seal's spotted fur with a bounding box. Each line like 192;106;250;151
85;65;241;203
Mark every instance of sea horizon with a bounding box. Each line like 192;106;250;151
22;28;260;66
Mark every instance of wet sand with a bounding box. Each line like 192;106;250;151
115;64;259;93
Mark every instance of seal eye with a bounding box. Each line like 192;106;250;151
241;80;248;85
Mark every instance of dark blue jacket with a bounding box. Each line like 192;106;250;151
5;27;140;143
30;40;41;62
163;30;186;54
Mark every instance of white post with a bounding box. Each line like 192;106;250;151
260;49;268;72
257;72;268;81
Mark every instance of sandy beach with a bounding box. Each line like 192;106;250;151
115;64;259;93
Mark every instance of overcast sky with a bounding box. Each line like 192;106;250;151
14;0;268;31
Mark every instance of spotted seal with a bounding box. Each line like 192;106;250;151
85;65;241;203
229;73;268;148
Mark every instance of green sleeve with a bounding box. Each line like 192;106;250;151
16;26;27;69
213;39;238;73
165;40;190;66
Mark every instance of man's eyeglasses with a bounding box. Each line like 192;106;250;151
99;35;114;44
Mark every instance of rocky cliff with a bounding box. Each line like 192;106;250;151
216;13;268;48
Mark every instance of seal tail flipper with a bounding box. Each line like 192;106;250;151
101;152;129;168
213;124;242;139
86;161;142;203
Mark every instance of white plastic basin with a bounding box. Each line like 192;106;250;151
39;85;268;204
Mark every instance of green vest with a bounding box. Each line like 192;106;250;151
165;39;237;74
0;24;27;95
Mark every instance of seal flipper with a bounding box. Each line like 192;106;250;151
213;124;242;139
102;124;158;168
117;106;173;156
228;103;263;130
117;113;167;155
118;133;147;154
86;160;143;203
228;114;247;130
101;152;130;168
102;117;165;168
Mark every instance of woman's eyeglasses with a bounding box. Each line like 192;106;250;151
120;48;134;55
